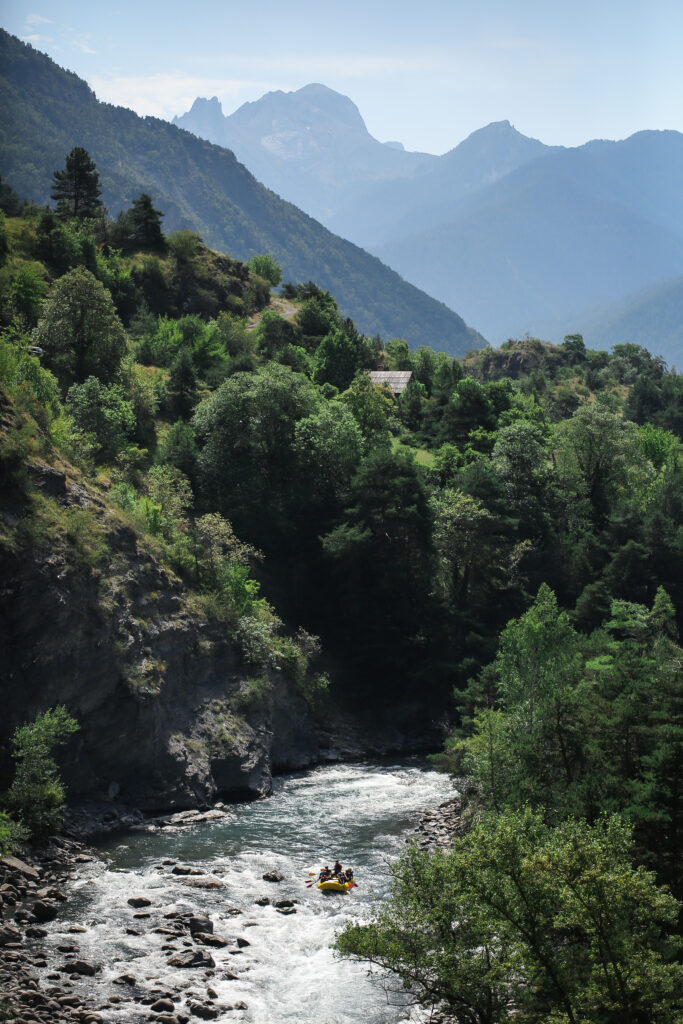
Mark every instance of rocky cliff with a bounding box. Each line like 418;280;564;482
0;395;319;812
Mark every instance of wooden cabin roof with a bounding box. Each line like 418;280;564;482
367;370;413;395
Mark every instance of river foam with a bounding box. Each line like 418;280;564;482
38;760;455;1023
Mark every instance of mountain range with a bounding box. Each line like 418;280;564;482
175;86;683;361
174;86;432;225
0;30;483;355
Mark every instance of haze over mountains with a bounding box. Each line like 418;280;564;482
174;85;433;224
176;86;683;364
0;30;483;355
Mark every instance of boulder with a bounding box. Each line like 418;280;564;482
181;876;225;889
59;959;99;976
188;915;213;935
187;1002;219;1020
114;974;137;986
150;998;175;1013
261;870;284;882
32;899;58;922
193;932;227;948
0;923;22;946
127;896;151;908
167;949;215;969
0;855;41;881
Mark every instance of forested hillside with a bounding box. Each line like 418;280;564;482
0;29;484;355
0;163;681;1020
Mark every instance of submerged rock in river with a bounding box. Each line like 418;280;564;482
167;949;216;969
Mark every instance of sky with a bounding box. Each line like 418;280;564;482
2;0;681;154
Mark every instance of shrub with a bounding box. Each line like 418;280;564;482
248;253;282;287
235;614;279;669
65;376;135;460
0;811;28;854
5;707;79;839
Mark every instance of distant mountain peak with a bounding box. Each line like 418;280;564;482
173;95;225;135
462;120;534;144
229;82;369;136
191;95;223;114
437;119;550;172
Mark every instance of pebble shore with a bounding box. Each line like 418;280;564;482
411;793;466;850
0;807;260;1024
0;840;105;1024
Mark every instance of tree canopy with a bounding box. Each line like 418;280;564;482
50;146;103;219
33;267;127;386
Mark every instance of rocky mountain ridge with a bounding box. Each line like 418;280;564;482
173;84;431;223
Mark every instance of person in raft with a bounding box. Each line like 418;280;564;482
333;860;343;878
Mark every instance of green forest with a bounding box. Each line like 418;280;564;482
0;153;681;1022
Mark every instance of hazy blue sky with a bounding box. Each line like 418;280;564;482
2;1;680;153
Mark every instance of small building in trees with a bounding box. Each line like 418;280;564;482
367;370;413;396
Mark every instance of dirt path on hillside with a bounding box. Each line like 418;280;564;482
246;296;299;331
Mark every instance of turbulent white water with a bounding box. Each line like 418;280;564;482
39;760;454;1023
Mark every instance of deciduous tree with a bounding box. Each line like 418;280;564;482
33;267;127;385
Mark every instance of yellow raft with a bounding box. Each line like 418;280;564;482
317;878;354;892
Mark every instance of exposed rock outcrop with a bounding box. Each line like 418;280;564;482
0;409;319;813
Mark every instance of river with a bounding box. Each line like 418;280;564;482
38;760;454;1023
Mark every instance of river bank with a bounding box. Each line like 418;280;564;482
0;842;105;1024
1;762;458;1024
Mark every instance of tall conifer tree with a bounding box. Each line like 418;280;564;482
51;147;103;218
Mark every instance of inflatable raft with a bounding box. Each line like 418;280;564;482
317;878;354;892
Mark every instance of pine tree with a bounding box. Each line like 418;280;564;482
51;147;103;219
168;348;197;419
130;193;166;251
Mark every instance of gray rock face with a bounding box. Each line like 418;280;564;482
0;456;320;814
